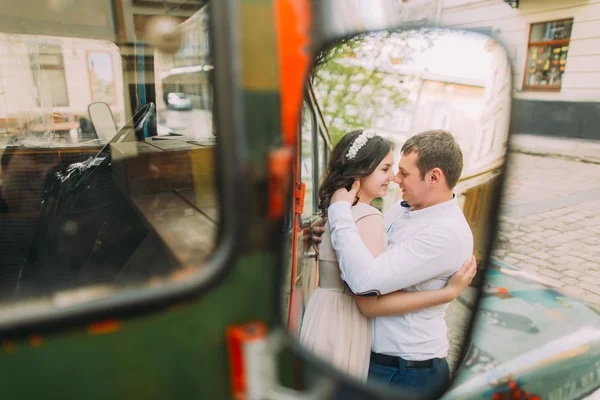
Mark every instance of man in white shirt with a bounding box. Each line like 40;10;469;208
328;130;474;398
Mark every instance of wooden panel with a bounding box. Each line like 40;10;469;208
111;140;214;196
114;149;196;194
111;142;163;195
188;142;215;207
144;138;201;151
176;188;217;223
131;192;215;267
110;142;160;160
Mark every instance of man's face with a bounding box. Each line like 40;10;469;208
393;151;430;208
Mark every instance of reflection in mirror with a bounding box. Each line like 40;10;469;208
283;29;511;398
88;101;118;141
0;5;217;319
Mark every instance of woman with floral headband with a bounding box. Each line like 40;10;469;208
299;129;475;381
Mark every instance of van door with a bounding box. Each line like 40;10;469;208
286;95;331;335
296;100;321;305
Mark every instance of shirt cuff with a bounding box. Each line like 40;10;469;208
328;201;352;227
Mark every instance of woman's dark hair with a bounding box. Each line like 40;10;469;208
318;129;394;215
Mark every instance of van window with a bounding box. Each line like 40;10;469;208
317;129;327;184
300;102;316;218
0;6;219;320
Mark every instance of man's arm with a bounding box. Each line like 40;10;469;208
328;202;462;295
354;256;477;317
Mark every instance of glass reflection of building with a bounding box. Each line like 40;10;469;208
155;10;211;107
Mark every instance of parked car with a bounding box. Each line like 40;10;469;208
444;258;600;400
164;92;193;111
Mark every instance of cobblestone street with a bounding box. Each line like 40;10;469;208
446;141;600;371
491;151;600;307
445;292;473;374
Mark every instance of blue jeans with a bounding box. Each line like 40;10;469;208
368;357;450;400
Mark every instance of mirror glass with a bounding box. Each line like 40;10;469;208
0;4;217;321
282;28;511;397
88;101;118;141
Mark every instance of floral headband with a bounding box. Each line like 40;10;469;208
346;129;376;160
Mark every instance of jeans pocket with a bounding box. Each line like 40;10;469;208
409;369;429;389
368;362;396;387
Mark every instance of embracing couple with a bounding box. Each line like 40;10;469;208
299;129;476;399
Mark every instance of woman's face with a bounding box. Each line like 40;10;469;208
358;151;395;201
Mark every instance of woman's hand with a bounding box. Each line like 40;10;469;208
445;255;477;299
331;180;360;205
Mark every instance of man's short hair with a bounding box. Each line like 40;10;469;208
401;130;463;189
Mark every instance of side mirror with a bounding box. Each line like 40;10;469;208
283;27;512;399
88;101;118;141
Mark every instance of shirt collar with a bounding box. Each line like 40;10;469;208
404;194;457;218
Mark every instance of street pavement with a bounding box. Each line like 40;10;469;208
492;139;600;307
445;289;475;374
445;134;600;372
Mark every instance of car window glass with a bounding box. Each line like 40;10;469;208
300;102;315;219
317;130;326;183
0;5;219;319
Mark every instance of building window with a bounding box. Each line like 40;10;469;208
87;52;116;104
29;42;69;107
523;18;573;91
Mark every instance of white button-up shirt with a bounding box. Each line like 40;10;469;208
328;196;473;360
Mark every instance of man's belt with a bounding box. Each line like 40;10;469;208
370;351;444;369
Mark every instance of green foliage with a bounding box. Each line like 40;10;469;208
312;33;407;145
311;30;440;145
313;63;409;144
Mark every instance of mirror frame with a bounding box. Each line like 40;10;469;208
87;101;118;140
0;2;246;337
277;8;514;398
0;4;514;399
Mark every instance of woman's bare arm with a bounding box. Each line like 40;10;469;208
356;284;456;318
354;214;385;258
